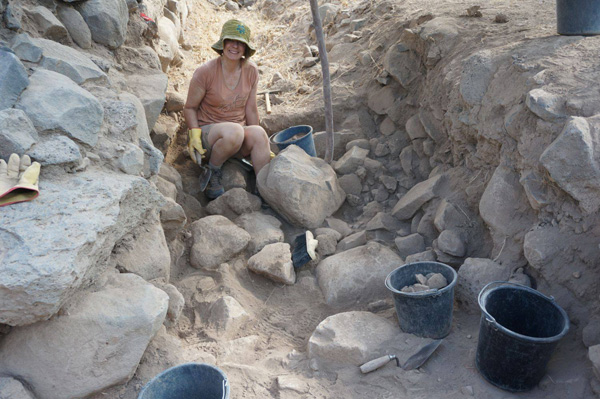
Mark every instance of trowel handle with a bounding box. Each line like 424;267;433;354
360;355;397;374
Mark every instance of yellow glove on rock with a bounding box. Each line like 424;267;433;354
188;128;206;164
0;153;41;207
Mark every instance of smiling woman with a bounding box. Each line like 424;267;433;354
183;19;270;200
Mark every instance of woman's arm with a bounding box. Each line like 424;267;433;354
183;78;206;129
245;76;260;126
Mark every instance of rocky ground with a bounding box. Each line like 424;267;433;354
1;0;599;398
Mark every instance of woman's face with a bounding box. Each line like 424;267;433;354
223;39;246;61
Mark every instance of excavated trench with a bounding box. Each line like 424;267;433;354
95;0;599;398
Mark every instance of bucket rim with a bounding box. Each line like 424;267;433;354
385;261;458;298
478;281;570;344
138;362;229;399
269;125;313;145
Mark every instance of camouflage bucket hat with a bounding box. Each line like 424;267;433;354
211;19;256;58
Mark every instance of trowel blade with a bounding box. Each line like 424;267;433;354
402;339;443;370
198;166;212;192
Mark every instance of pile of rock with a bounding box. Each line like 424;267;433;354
400;272;448;293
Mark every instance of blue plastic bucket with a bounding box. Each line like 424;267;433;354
557;0;600;35
269;125;316;157
476;282;570;392
385;261;458;339
138;363;229;399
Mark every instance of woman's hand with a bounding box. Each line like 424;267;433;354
187;128;206;164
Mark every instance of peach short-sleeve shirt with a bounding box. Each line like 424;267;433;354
192;57;258;127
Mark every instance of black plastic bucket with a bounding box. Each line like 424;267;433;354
557;0;600;35
476;282;570;392
138;363;229;399
385;262;458;339
269;125;316;157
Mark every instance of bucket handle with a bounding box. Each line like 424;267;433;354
477;281;555;326
222;379;228;399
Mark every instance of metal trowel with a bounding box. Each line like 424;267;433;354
359;339;443;374
192;149;212;192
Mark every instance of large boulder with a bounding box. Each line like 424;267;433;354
208;296;249;338
111;212;171;281
479;165;536;267
0;171;163;326
0;108;38;159
0;273;168;399
235;212;284;254
10;33;43;62
392;174;445;220
460;49;495;105
256;146;345;228
125;73;168;131
33;38;107;84
0;50;29;111
456;258;511;313
526;88;566;122
57;5;92;49
540;116;600;214
308;311;399;366
417;17;460;67
524;224;600;301
0;377;34;398
156;16;179;72
16;69;103;147
316;242;403;309
25;5;69;42
189;215;251;270
384;43;421;89
205;188;262;220
77;0;129;49
28;135;82;166
247;242;295;285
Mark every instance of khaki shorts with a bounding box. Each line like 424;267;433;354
199;124;214;160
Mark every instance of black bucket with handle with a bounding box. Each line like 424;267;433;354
476;282;570;392
385;261;458;339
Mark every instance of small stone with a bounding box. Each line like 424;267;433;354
461;385;474;395
466;334;472;339
367;300;389;312
297;85;311;94
197;276;216;291
412;283;431;292
494;14;508;23
426;273;448;289
415;274;428;285
466;6;482;17
573;271;581;279
302;57;319;68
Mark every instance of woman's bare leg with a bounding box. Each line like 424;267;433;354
240;125;270;174
206;122;245;167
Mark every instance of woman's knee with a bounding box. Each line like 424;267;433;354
219;123;245;147
245;126;269;147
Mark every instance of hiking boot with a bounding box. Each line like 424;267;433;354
205;165;224;199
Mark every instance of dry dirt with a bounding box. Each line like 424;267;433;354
93;0;595;398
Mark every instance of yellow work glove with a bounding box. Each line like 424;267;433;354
0;153;41;207
188;128;206;164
